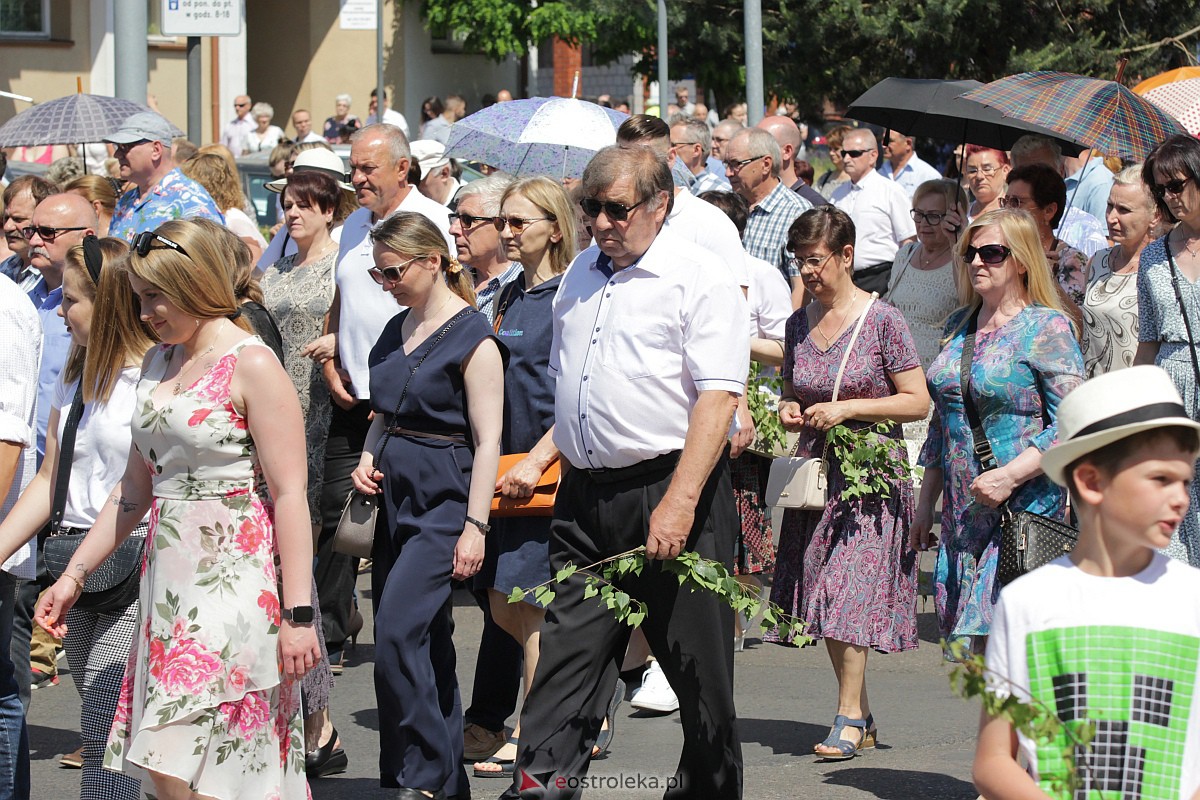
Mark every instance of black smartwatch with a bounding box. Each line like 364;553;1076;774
282;605;315;624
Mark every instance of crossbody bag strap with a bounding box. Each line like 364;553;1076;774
371;307;475;468
959;309;999;471
49;383;86;535
1165;240;1200;401
492;279;518;334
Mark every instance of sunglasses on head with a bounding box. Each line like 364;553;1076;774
1154;177;1192;197
448;212;496;230
132;230;191;259
368;256;420;285
964;244;1012;265
493;215;555;233
579;196;649;221
21;225;86;243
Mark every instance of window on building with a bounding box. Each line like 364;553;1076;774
0;0;49;37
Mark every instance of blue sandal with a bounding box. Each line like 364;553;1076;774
814;715;868;761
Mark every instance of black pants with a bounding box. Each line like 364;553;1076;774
852;261;893;295
463;588;522;732
504;456;743;800
314;402;372;654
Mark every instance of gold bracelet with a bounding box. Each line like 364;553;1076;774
66;573;85;595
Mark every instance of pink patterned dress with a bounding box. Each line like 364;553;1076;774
766;301;921;653
104;339;309;799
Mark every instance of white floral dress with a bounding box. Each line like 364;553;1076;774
104;338;309;800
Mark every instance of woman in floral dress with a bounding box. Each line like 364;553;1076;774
37;219;320;800
913;210;1083;657
771;207;929;760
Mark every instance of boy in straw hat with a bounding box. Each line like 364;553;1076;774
974;365;1200;799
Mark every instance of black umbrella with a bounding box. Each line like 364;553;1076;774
845;77;1086;155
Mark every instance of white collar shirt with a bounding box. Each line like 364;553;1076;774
665;188;750;287
831;169;917;269
0;277;41;578
221;114;255;154
744;253;792;340
877;153;942;199
550;229;749;470
335;189;455;399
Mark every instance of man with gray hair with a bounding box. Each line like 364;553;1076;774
105;111;223;241
830;127;915;293
1009;134;1109;256
726;127;812;305
450;173;520;324
708;118;743;179
501;144;747;800
757;115;826;207
671;119;730;195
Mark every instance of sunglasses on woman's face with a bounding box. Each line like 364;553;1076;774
964;244;1012;265
493;215;554;234
1154;177;1192;197
368;256;419;285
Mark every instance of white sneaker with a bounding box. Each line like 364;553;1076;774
629;660;679;713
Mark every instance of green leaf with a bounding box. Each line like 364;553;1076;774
507;587;526;604
555;564;577;582
583;583;599;600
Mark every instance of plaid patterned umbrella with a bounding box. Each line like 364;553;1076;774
444;97;628;179
0;93;181;147
962;71;1187;160
1136;77;1200;136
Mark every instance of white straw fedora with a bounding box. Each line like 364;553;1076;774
266;148;353;194
1041;365;1200;486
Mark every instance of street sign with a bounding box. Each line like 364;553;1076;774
160;0;243;37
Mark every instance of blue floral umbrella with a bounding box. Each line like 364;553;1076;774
0;93;181;147
444;97;629;179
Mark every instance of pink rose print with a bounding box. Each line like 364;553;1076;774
148;638;167;680
110;673;134;735
221;689;271;739
172;617;190;640
157;638;223;696
235;518;268;555
227;664;248;695
258;589;281;626
195;355;236;403
187;408;213;427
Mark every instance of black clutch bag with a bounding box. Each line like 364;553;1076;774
44;532;146;614
997;505;1078;587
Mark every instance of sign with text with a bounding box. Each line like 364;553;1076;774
339;0;377;30
161;0;242;37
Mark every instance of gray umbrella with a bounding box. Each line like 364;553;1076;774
0;93;183;147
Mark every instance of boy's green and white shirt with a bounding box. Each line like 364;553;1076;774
986;554;1200;799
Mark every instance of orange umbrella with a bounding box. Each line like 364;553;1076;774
1133;67;1200;95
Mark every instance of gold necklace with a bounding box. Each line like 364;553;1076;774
1179;229;1200;259
919;242;951;269
814;296;858;346
171;323;223;395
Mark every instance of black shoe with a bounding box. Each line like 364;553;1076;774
305;727;348;778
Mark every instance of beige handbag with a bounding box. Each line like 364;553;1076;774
766;294;876;510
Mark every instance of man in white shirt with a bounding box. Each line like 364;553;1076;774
501;145;747;800
831;128;916;294
291;109;325;144
305;123;453;662
878;130;942;198
365;88;411;138
221;95;255;155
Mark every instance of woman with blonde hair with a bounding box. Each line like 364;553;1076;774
36;219;320;799
350;211;504;798
181;153;267;263
0;237;152;800
913;209;1084;657
63;175;119;236
472;176;574;777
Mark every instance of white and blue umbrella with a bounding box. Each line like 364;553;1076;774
445;96;629;179
0;93;182;147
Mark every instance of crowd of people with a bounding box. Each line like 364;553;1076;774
0;80;1199;800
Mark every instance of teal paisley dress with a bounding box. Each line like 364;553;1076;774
104;339;309;800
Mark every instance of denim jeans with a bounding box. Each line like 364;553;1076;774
0;571;30;799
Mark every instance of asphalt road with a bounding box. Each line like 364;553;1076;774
28;563;980;800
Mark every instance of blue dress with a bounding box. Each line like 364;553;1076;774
920;305;1083;649
1138;235;1200;566
367;307;502;795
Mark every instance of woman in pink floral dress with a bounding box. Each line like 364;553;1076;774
37;220;320;800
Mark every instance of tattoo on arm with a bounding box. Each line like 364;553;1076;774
109;495;137;513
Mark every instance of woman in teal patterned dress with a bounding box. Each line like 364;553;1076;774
913;209;1084;657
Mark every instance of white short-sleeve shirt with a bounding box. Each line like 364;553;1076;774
665;189;751;288
550;230;749;470
832;169;917;270
745;253;792;340
0;278;42;578
335;189;455;400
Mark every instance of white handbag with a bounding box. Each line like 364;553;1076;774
766;294;876;510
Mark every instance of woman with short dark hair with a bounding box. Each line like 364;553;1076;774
1003;163;1089;312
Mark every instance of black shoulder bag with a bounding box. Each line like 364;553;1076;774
1164;241;1200;404
43;384;147;614
332;307;475;558
959;311;1077;586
